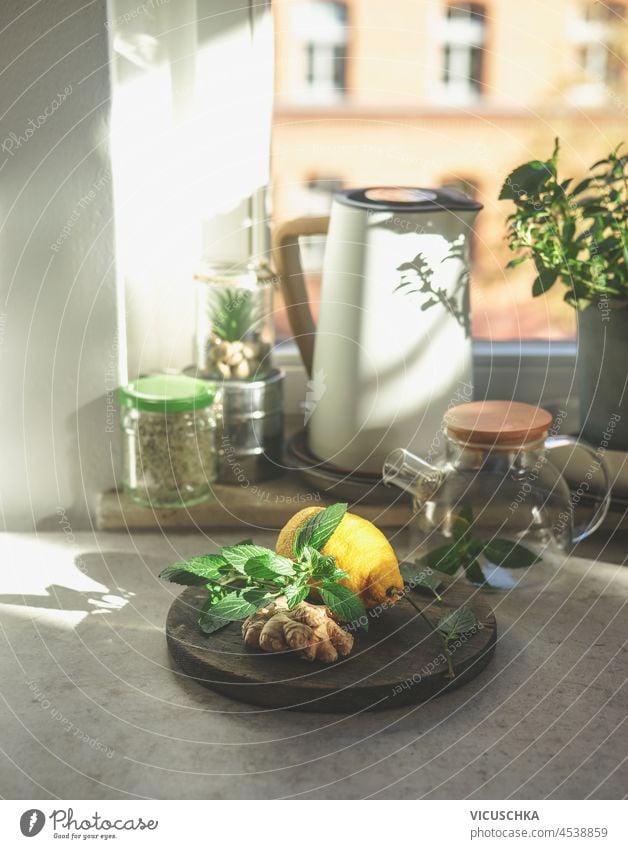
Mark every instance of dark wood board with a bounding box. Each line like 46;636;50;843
166;575;497;713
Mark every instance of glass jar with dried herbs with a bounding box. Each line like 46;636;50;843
118;374;219;508
194;260;275;380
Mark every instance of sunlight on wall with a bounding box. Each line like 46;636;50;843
109;0;273;378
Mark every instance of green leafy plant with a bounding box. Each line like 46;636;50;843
392;564;478;678
209;287;261;342
500;140;627;308
161;502;485;679
159;503;367;634
417;508;541;588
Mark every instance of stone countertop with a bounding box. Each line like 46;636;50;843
1;530;627;800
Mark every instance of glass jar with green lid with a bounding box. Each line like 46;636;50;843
118;374;219;508
194;259;275;380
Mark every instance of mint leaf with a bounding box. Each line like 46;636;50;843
267;553;296;576
436;606;477;640
483;538;541;569
208;590;272;621
220;544;277;573
243;556;281;581
243;554;295;580
293;503;348;556
198;597;231;634
452;514;471;542
421;540;468;575
401;563;442;600
284;584;309;609
242;588;274;605
159;555;227;586
319;581;366;629
463;557;488;587
303;547;339;579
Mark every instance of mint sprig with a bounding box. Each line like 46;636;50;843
159;502;366;634
419;507;541;587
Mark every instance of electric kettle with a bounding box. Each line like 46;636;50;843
272;187;482;475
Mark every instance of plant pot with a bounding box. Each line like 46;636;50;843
577;298;628;451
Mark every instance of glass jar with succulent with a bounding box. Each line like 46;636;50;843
195;260;275;381
500;141;628;448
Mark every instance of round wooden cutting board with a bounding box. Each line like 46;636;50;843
166;574;497;713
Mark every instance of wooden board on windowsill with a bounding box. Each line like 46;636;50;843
96;476;413;532
97;482;628;534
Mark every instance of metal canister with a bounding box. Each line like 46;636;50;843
216;368;284;484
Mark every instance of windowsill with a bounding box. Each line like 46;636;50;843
273;339;580;436
275;338;578;410
272;102;622;118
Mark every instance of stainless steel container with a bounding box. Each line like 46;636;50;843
184;366;284;483
218;368;284;483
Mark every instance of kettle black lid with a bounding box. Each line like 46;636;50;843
335;186;483;212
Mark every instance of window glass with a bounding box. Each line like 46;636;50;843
289;1;348;103
272;1;626;343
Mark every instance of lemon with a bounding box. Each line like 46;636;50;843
276;506;404;609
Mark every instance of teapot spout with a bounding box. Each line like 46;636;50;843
382;448;444;505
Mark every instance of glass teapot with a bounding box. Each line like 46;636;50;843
383;401;611;589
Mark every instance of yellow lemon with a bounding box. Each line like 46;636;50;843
276;506;404;609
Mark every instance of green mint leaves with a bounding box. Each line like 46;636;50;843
318;582;365;626
293;502;347;557
418;508;541;587
159;502;367;636
436;606;477;641
159;555;226;586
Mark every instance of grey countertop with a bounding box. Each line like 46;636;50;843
1;529;627;800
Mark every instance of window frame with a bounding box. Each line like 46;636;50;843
438;1;487;104
273;340;578;414
295;0;349;103
568;1;626;105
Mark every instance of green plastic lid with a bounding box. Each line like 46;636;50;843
117;374;217;413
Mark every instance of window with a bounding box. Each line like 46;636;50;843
441;3;486;103
272;0;617;347
569;3;625;105
301;176;344;269
291;2;348;103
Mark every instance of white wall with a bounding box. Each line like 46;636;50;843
0;0;274;531
0;0;121;531
109;0;273;378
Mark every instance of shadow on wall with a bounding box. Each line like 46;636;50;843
36;391;122;533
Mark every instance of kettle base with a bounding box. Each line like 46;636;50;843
286;429;409;505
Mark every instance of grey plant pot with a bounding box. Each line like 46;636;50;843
577;298;628;451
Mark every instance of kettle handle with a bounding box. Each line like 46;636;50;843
544;435;612;542
271;216;329;377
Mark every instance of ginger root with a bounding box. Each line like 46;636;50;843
242;599;354;663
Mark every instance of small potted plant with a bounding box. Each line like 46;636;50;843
500;140;627;448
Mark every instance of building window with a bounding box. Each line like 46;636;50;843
441;3;486;103
292;2;348;103
569;3;625;105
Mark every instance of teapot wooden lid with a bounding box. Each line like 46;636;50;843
444;401;553;446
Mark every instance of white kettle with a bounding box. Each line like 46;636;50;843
272;187;483;476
